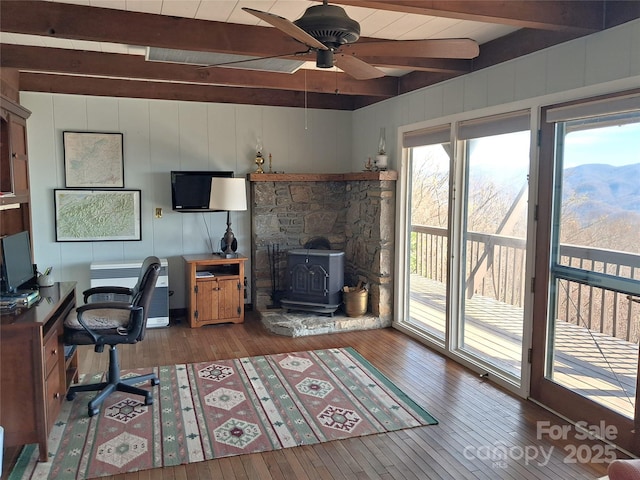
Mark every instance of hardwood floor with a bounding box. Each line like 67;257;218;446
3;312;616;479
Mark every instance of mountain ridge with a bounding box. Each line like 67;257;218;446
563;163;640;221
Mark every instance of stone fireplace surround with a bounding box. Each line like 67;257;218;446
248;171;397;336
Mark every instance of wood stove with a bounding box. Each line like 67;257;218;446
281;249;344;316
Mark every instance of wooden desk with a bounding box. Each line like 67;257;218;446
0;282;78;462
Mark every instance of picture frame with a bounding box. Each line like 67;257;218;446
63;131;124;188
54;189;141;242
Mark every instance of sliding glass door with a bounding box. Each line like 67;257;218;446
401;112;532;389
406;141;451;342
458;128;530;379
532;93;640;455
400;90;640;454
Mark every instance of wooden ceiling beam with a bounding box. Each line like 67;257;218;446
603;1;640;28
0;0;301;58
470;28;580;71
1;44;397;97
18;72;360;110
398;71;459;96
333;1;604;33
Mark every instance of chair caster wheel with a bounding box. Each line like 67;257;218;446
151;378;160;386
66;391;77;401
144;395;154;406
88;407;100;417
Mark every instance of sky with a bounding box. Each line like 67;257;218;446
564;122;640;168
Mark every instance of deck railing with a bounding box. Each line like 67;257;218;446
411;225;640;343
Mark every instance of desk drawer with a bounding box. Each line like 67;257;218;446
43;330;61;378
45;365;63;430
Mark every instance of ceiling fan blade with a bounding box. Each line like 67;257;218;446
333;54;386;80
346;39;480;59
242;7;328;51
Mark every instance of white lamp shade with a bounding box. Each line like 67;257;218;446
209;177;248;211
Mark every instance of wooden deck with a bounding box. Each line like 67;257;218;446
409;275;638;417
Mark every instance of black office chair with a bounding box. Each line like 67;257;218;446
64;256;161;417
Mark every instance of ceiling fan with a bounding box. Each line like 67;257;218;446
242;1;480;80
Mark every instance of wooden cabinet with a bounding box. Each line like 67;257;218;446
0;282;78;462
183;254;246;328
0;94;32;238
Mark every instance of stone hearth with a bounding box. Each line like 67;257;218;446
260;309;391;337
248;172;397;336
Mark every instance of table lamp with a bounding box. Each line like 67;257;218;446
209;177;248;258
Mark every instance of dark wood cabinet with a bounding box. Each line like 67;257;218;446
0;282;78;462
0;94;32;238
183;254;246;328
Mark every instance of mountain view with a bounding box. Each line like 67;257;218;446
562;163;640;221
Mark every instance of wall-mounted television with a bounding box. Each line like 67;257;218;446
1;230;35;294
170;171;234;212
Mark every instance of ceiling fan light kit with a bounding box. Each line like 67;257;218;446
316;49;334;69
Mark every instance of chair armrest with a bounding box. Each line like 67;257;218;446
74;302;140;344
83;286;133;303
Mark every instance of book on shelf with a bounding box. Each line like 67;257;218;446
196;271;215;277
0;300;17;311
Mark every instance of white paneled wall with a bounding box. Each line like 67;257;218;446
351;19;640;170
442;79;465;117
21;95;352;308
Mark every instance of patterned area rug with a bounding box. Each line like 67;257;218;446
10;347;437;479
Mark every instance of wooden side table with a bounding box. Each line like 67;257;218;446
183;254;246;328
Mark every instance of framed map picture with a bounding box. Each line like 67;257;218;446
63;131;124;188
54;189;141;241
